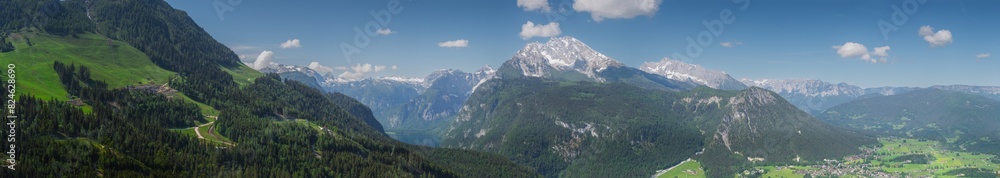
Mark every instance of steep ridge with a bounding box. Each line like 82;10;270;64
641;58;747;90
442;78;703;177
442;78;874;177
394;68;496;133
324;76;425;128
322;66;495;136
740;78;865;115
694;87;874;176
500;36;624;81
497;36;694;91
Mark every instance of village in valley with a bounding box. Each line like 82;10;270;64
748;138;1000;178
658;137;1000;178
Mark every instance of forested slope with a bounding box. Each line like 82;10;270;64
0;0;538;177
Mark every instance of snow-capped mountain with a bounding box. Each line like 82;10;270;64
862;86;920;97
320;66;497;135
257;64;328;89
740;79;865;98
258;64;324;81
498;36;694;90
500;36;624;81
391;66;497;131
470;66;497;94
867;85;1000;101
324;77;425;128
640;58;747;90
740;78;865;115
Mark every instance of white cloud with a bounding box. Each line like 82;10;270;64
833;42;869;58
573;0;662;22
376;28;395;35
976;53;991;61
720;41;743;48
334;66;349;70
391;65;398;70
871;46;891;57
308;62;335;74
338;63;373;80
338;71;365;81
438;39;469;48
517;0;551;12
833;42;890;64
252;51;276;70
353;63;374;73
918;26;934;36
519;21;562;40
918;26;952;47
280;39;302;49
336;63;396;80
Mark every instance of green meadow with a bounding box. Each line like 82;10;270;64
1;30;175;101
658;159;706;178
745;138;998;177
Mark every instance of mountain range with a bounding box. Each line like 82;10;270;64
0;0;537;177
263;36;1000;154
497;36;695;91
819;89;1000;155
441;77;873;177
439;37;872;177
740;78;1000;115
7;0;1000;177
640;58;747;90
275;37;700;141
739;78;866;115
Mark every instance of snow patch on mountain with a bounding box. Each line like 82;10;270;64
471;66;497;93
510;36;624;80
640;58;746;90
379;76;426;84
258;64;326;84
739;78;864;97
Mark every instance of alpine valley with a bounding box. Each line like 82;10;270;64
261;36;1000;177
3;0;1000;178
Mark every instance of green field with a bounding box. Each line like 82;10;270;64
170;127;198;137
657;159;706;178
756;166;813;178
1;30;227;119
294;119;324;131
745;138;999;177
222;64;264;86
874;138;998;177
1;30;176;101
176;92;220;118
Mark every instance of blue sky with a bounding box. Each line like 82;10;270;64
165;0;999;88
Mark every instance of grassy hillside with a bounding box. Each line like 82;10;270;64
222;64;264;86
0;30;174;100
